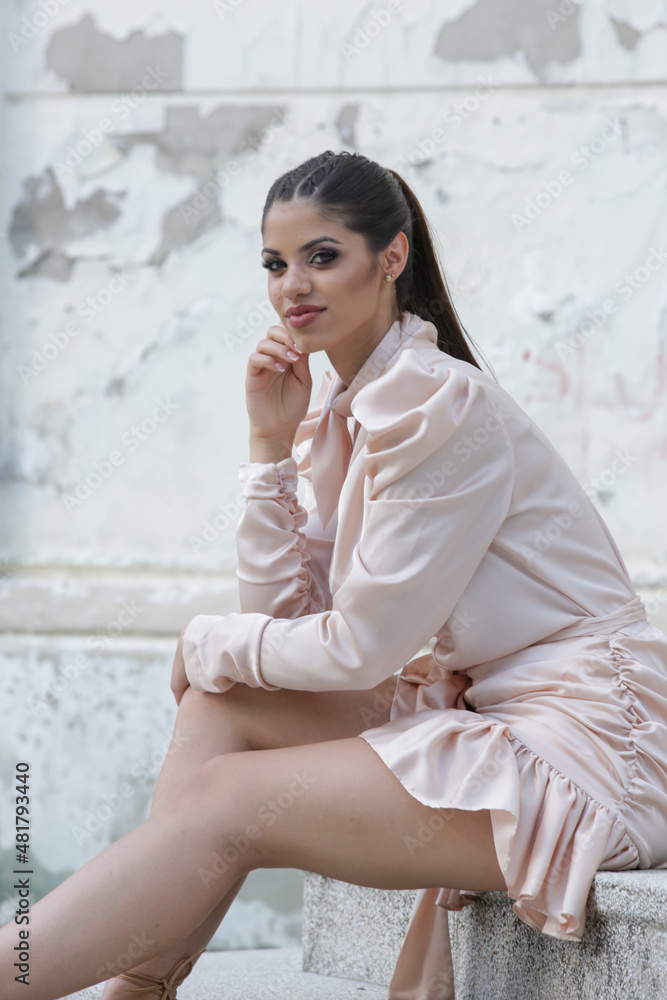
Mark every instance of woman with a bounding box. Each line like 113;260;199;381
2;149;667;1000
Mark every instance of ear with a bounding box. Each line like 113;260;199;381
383;231;410;279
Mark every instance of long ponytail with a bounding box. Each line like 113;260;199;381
385;169;484;371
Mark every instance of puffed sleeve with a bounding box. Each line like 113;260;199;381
234;373;335;619
182;353;516;694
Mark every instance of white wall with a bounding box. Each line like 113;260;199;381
1;0;666;948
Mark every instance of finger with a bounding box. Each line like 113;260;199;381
266;326;304;359
265;324;302;351
248;345;307;375
247;351;290;375
253;337;304;368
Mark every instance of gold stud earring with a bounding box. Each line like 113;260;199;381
385;273;395;281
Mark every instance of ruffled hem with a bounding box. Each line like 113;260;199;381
358;709;640;943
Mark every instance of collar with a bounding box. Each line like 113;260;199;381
325;310;437;420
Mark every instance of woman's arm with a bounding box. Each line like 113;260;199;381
234;371;335;619
231;323;334;619
234;459;333;619
182;359;516;694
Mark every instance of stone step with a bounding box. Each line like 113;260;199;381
302;875;417;986
450;870;667;1000
62;946;387;999
302;870;667;998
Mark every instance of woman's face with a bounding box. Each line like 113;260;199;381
261;199;408;365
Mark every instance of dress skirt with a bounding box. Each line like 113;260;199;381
357;601;667;999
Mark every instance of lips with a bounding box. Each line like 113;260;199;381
286;307;326;329
286;306;325;317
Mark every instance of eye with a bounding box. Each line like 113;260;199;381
261;249;339;271
311;249;338;265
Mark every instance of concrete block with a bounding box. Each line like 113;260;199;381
302;872;416;986
303;870;667;998
448;870;667;1000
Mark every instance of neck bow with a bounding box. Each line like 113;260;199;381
308;372;356;531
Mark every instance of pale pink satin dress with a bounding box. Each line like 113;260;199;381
182;310;667;1000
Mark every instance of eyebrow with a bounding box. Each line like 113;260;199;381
261;236;343;256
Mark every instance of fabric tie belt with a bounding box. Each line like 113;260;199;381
538;594;648;643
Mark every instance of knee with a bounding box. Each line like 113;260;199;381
187;751;233;789
174;753;243;820
183;750;252;804
178;754;265;871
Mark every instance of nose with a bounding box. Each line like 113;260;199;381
280;263;311;298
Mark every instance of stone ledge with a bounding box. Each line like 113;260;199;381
61;946;387;999
450;870;667;1000
0;566;239;635
302;870;667;996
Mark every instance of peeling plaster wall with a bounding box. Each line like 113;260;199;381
1;0;667;953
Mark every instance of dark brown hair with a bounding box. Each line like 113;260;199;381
261;149;485;371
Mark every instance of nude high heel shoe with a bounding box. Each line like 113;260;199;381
114;946;207;998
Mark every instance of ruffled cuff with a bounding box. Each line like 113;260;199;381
238;457;298;499
182;612;283;693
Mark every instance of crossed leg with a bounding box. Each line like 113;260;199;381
102;672;405;995
0;680;507;1000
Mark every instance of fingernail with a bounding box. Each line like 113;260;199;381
286;351;300;361
291;344;303;353
275;362;286;371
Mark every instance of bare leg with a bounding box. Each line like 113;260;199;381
101;675;400;996
0;731;506;1000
